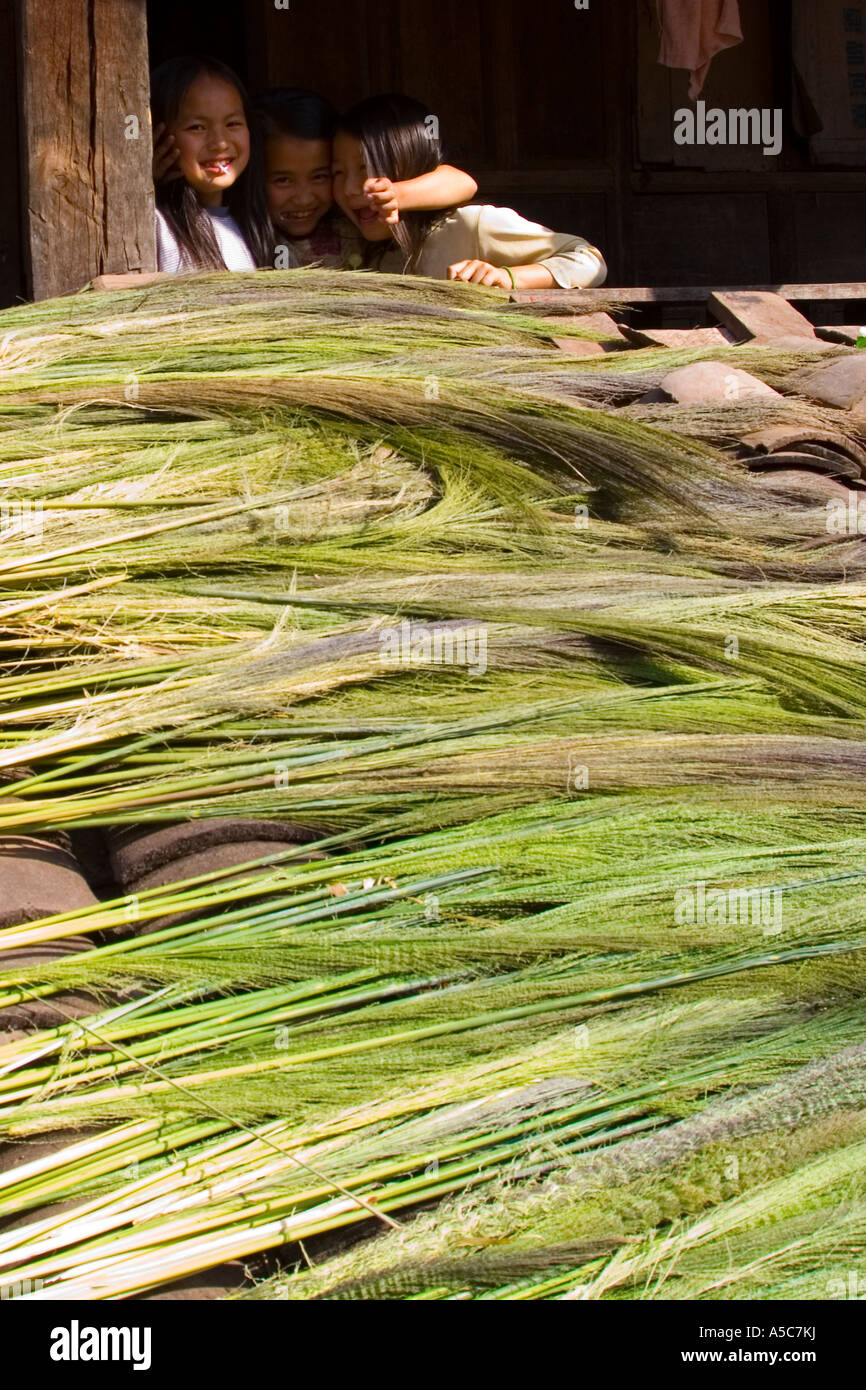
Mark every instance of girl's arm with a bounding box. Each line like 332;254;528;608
365;166;477;224
448;261;557;289
448;207;607;290
396;165;477;211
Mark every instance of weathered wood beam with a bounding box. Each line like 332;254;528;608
446;169;866;194
709;290;818;343
17;0;155;301
621;325;737;349
512;284;866;306
0;0;23;307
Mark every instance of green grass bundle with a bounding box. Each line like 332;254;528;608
1;271;866;1300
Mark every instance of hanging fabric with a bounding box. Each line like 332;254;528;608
657;0;744;101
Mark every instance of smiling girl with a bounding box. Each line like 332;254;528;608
256;90;359;269
257;88;478;270
333;95;607;290
151;57;275;272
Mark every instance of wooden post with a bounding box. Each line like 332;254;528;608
17;0;156;301
601;0;633;288
0;0;23;307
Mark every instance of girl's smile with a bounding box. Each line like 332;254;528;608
349;203;384;231
168;74;251;206
265;135;333;239
332;132;394;242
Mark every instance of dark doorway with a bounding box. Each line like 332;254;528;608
146;0;250;82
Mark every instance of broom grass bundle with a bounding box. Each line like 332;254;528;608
4;795;866;1141
2;270;866;1299
263;1056;866;1301
2;997;864;1298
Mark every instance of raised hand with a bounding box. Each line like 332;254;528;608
153;123;182;184
364;176;401;226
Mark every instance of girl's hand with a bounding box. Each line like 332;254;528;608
153;123;182;184
364;176;401;226
447;260;512;289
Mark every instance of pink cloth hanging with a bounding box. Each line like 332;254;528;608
657;0;744;101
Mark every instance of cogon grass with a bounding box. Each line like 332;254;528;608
3;271;866;1298
2;1007;864;1299
265;1053;866;1302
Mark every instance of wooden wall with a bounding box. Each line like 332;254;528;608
17;0;155;301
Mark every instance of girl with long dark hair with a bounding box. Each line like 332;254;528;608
257;88;477;269
333;95;607;289
151;57;276;272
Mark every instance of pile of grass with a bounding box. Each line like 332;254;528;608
1;271;865;1300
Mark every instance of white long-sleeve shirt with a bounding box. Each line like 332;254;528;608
155;206;257;273
378;205;607;288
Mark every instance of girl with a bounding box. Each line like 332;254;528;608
257;88;479;269
151;57;275;273
333;95;607;290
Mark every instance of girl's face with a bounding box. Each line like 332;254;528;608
332;132;393;242
265;136;333;239
169;75;250;206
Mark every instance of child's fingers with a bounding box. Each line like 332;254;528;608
366;187;399;216
449;259;501;284
155;149;180;174
153;134;181;183
470;261;507;286
365;180;399;224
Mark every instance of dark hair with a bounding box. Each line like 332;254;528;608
256;88;337;144
150;56;274;270
337;94;451;270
